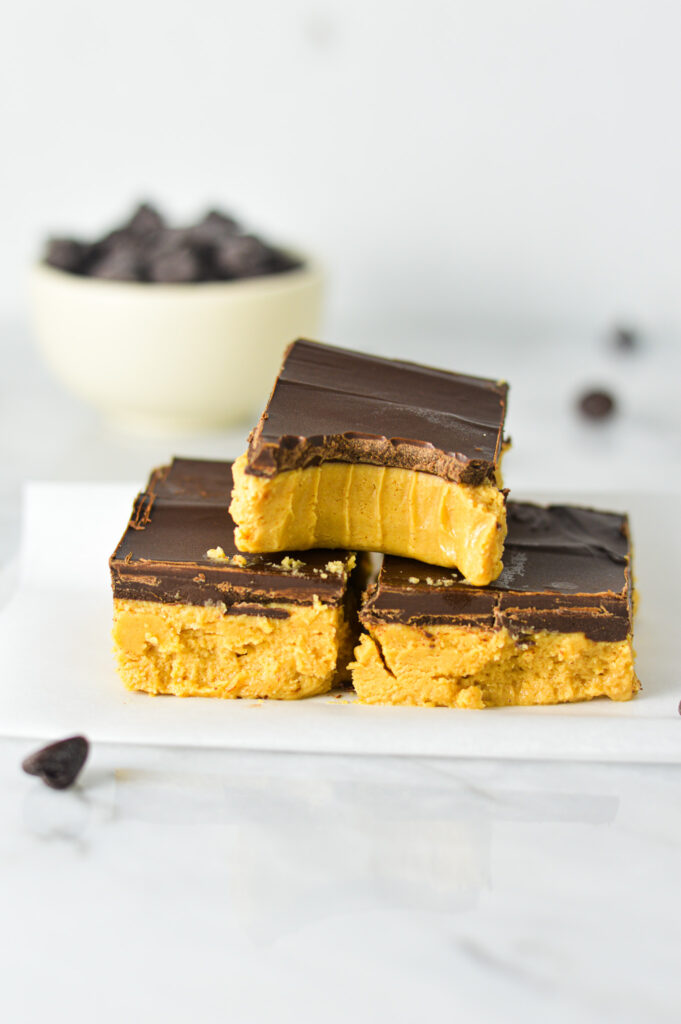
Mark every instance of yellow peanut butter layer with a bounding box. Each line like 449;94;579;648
230;454;506;586
350;623;639;708
113;598;355;700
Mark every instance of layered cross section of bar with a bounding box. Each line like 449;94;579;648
229;339;509;585
110;458;361;699
351;502;638;707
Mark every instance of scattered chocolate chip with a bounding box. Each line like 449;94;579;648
44;237;89;273
148;245;201;283
612;326;638;352
22;735;89;790
578;389;617;420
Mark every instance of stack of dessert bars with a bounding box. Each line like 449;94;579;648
110;339;638;707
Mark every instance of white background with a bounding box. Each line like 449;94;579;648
3;0;681;340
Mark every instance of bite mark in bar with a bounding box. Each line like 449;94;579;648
229;339;509;583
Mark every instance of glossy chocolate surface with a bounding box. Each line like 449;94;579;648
362;502;633;641
246;340;508;485
110;458;355;613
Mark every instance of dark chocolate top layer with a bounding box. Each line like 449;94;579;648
110;458;356;614
246;340;508;485
362;502;633;641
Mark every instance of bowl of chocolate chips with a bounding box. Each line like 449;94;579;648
30;203;323;432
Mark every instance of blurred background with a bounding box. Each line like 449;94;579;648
2;0;680;569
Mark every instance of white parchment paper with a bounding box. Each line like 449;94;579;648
0;483;679;762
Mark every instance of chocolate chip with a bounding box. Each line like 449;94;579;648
612;326;638;352
143;227;192;260
41;203;304;281
213;234;272;278
124;202;165;238
147;245;201;283
22;735;89;790
93;228;133;261
44;237;89;273
89;243;142;281
190;209;240;244
268;248;303;274
578;389;617;420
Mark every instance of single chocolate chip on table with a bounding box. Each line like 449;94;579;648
612;326;638;352
22;735;89;790
578;389;616;420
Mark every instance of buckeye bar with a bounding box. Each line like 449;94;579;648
230;339;509;585
110;458;361;699
351;502;638;708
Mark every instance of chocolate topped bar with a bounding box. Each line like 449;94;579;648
110;457;356;614
110;457;362;701
362;502;633;642
246;339;508;485
146;457;236;504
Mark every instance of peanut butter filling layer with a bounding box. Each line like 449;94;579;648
113;598;355;700
351;623;639;708
230;454;506;586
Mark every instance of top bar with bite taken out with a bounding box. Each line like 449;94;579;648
229;340;509;585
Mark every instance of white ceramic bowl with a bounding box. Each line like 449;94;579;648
30;257;324;433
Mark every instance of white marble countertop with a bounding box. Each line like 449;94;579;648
2;739;680;1023
1;318;680;1022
